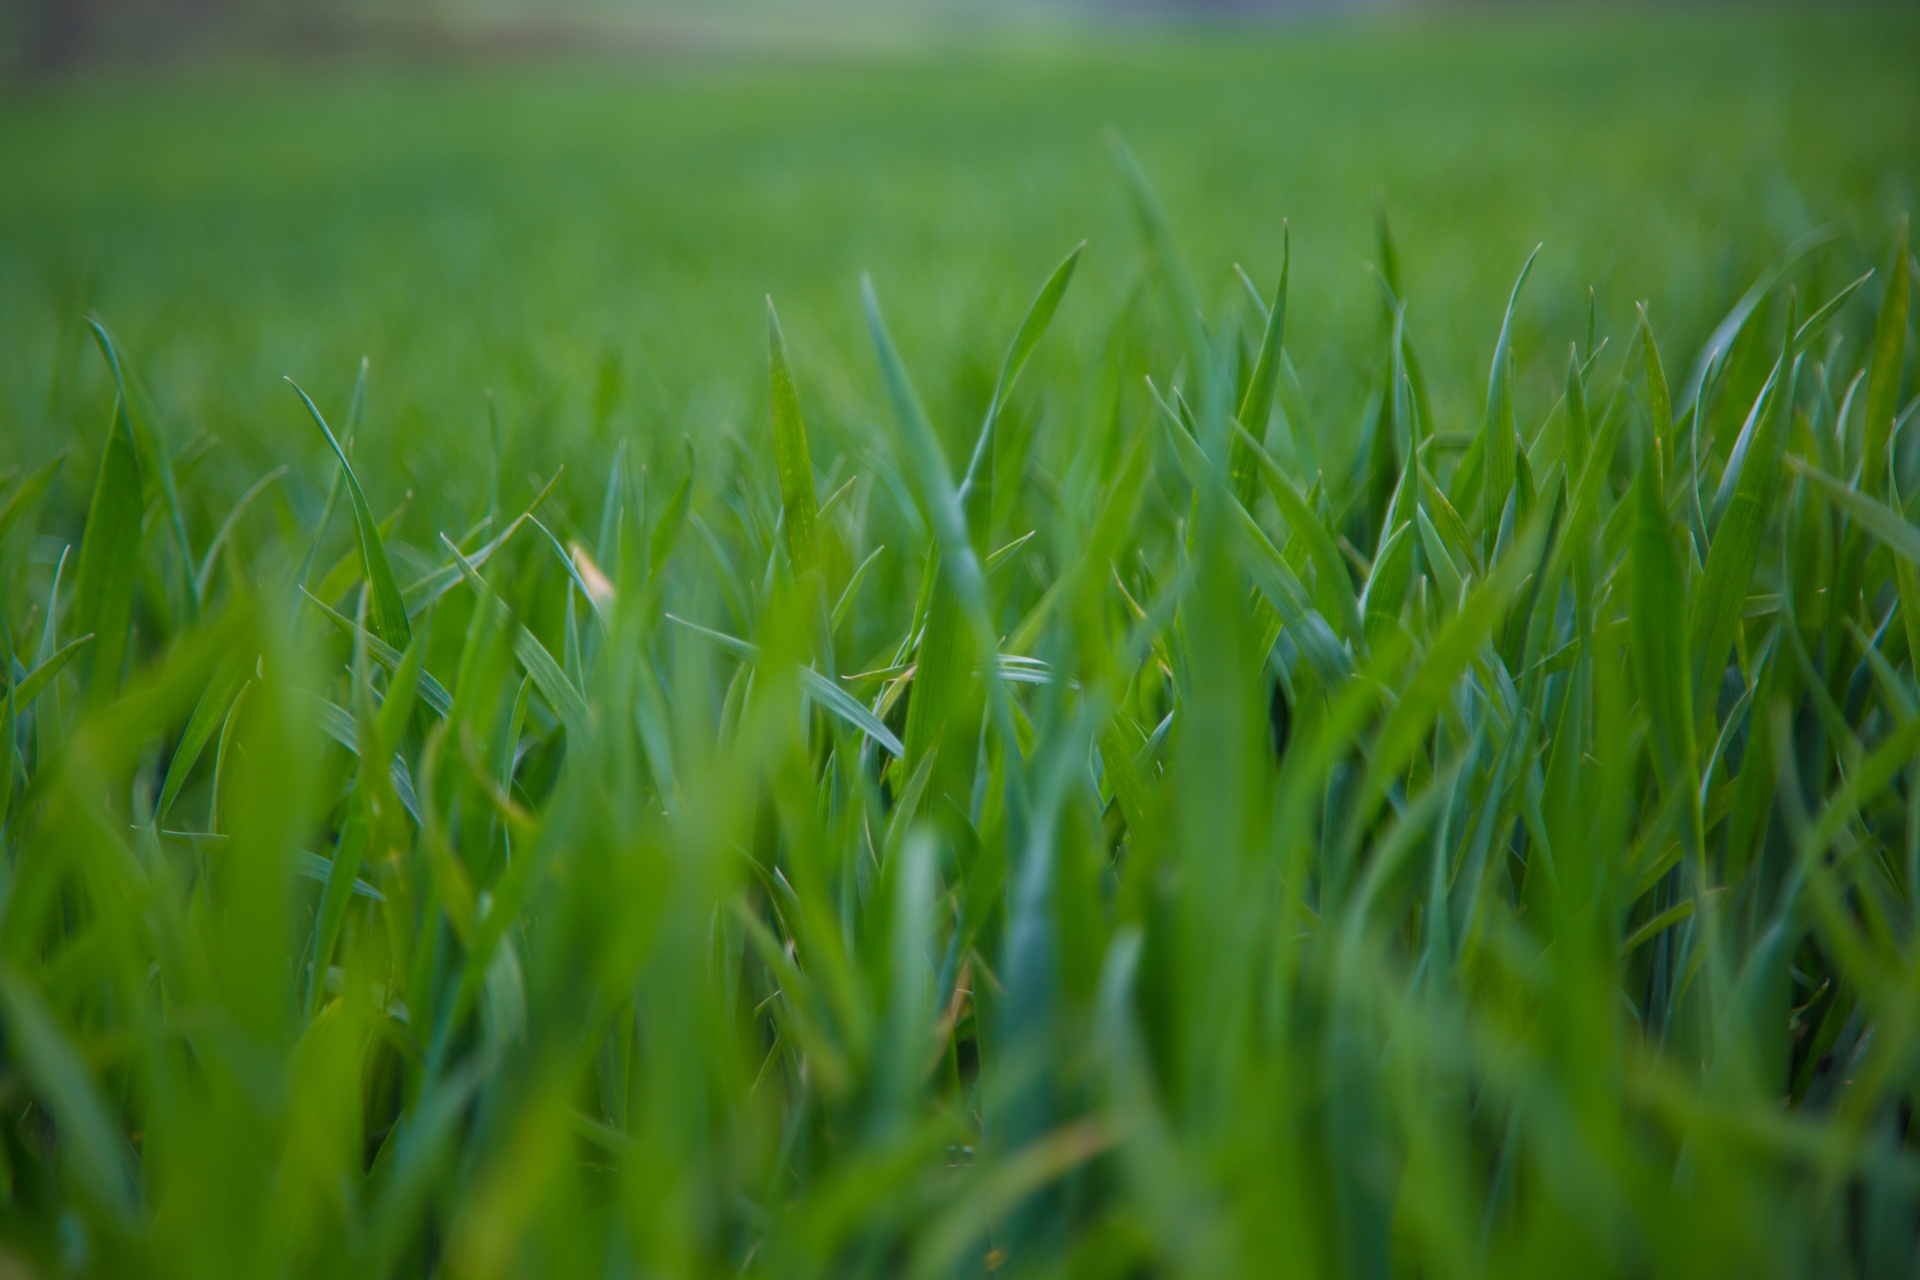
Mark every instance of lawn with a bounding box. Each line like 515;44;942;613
0;5;1917;1276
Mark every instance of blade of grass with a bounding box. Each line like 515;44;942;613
667;612;904;759
1482;246;1542;555
767;299;821;576
288;377;412;651
1862;216;1910;497
69;389;142;701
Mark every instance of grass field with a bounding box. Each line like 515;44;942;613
1;6;1919;1276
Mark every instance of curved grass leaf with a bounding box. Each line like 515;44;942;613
0;450;67;549
3;633;92;712
1795;268;1875;357
667;612;904;758
1787;455;1920;565
969;241;1085;497
300;587;454;718
1677;225;1834;415
194;465;288;599
441;533;591;743
1231;420;1362;645
1154;392;1348;683
1482;245;1542;551
288;377;412;651
157;652;249;820
1692;331;1795;700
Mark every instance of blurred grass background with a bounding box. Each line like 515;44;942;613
2;5;1920;1276
2;7;1914;530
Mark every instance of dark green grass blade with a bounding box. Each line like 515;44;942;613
1862;216;1910;496
158;653;250;820
0;967;139;1227
0;451;67;548
69;391;143;701
87;318;197;615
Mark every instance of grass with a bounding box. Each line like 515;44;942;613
0;7;1919;1277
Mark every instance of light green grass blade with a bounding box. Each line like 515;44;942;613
288;377;412;652
1153;384;1348;682
1787;456;1920;565
832;545;885;635
1109;136;1207;383
1637;303;1673;470
194;465;288;600
1677;225;1834;414
1795;268;1875;356
667;613;905;759
1232;420;1362;644
300;587;454;718
1691;330;1795;698
157;653;248;821
862;280;983;614
766;299;820;576
1362;522;1413;649
440;534;590;743
1629;447;1700;848
3;633;91;711
976;241;1084;465
1481;245;1542;553
1563;345;1592;473
1419;467;1482;579
650;440;695;582
1708;353;1784;534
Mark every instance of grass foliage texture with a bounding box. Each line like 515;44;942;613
3;17;1920;1280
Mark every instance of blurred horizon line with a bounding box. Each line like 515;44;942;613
3;0;1792;78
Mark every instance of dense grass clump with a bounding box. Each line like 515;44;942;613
1;136;1919;1277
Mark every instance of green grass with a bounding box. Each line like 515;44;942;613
1;7;1919;1277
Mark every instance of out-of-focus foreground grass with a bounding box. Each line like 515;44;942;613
0;6;1918;1278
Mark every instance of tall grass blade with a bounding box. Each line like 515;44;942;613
766;299;821;576
288;378;413;651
